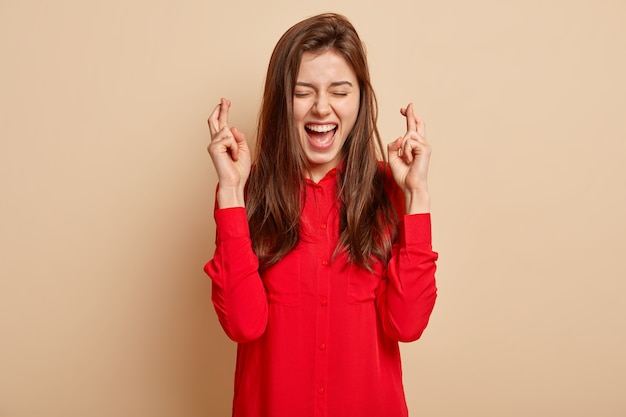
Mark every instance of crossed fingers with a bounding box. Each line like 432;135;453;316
208;98;231;139
398;103;428;161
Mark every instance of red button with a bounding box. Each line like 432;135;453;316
318;387;325;394
320;223;327;229
320;299;328;306
321;260;329;266
319;343;326;350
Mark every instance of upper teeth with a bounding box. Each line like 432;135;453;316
306;124;336;133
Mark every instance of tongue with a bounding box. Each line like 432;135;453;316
308;130;334;148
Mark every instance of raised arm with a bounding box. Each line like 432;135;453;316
205;100;268;343
377;106;438;341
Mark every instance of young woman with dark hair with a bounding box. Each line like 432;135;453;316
205;13;438;417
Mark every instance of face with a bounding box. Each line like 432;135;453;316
293;50;360;182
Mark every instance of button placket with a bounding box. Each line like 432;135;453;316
310;172;336;417
315;232;330;416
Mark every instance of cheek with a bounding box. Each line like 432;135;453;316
345;95;360;115
292;101;309;124
342;100;360;129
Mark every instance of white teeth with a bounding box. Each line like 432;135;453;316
306;124;337;133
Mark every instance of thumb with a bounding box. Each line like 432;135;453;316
388;137;403;156
231;127;246;144
388;136;403;151
228;127;243;161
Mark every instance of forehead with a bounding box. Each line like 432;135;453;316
297;50;357;82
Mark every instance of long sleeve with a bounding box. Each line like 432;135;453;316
203;207;268;343
207;168;437;417
376;212;438;342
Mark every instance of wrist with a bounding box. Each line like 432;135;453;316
404;188;430;214
216;184;246;209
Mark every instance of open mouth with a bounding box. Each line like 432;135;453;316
305;124;338;149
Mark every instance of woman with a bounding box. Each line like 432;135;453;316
205;13;437;417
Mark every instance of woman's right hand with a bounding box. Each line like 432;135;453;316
207;98;251;208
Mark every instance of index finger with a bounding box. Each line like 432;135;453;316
208;98;232;138
402;103;417;132
415;114;426;138
208;102;221;136
218;98;231;131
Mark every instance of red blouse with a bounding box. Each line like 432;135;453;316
204;166;438;417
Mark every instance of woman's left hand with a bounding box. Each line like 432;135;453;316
388;103;431;214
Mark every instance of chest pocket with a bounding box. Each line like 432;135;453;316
262;248;302;306
347;258;384;304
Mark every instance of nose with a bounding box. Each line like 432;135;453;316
313;93;331;116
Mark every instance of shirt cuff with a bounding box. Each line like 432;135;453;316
401;213;432;245
214;207;250;240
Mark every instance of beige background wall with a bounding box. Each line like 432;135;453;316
1;0;624;416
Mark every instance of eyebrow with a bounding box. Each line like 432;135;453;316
295;81;354;88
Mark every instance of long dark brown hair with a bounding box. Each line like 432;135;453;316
246;13;397;271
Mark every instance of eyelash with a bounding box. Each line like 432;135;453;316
294;92;348;98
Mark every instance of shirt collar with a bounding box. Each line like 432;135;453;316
305;160;345;186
